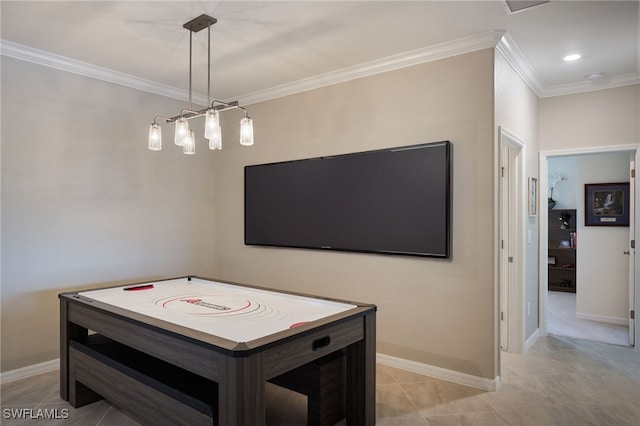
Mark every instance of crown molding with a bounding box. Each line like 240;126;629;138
0;39;208;106
496;32;640;98
2;32;504;108
541;73;640;98
237;30;506;105
5;33;637;105
496;32;545;97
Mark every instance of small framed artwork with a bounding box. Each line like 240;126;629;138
584;182;630;226
528;177;538;217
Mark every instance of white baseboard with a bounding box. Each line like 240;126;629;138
376;353;500;392
524;328;540;353
0;359;59;385
5;355;502;394
575;311;628;326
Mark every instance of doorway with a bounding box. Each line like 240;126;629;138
540;147;638;348
499;127;526;354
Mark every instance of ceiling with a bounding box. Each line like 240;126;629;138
1;1;638;103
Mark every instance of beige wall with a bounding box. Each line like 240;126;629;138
215;49;498;379
539;85;640;151
2;49;499;381
1;57;218;371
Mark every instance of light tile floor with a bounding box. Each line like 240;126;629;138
547;291;629;347
2;336;639;425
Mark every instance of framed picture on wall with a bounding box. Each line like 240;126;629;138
584;182;630;226
528;177;538;217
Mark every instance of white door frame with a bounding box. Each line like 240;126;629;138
629;153;636;346
539;145;639;351
498;127;526;354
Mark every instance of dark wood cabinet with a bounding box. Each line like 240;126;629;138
548;209;577;293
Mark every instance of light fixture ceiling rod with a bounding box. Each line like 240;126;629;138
207;22;211;107
188;27;193;112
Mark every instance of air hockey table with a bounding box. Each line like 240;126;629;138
59;276;376;425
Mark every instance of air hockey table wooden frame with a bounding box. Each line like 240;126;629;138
59;276;376;425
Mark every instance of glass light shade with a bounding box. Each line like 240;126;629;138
174;118;189;146
204;109;220;139
148;123;162;151
240;117;254;146
183;130;195;155
205;109;222;150
208;126;222;150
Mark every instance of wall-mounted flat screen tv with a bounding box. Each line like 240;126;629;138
244;141;451;258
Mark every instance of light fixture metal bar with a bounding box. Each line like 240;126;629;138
163;101;240;123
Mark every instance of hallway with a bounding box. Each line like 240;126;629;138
547;291;629;347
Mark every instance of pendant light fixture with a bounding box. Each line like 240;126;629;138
148;14;254;153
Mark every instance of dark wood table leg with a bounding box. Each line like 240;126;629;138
59;298;87;401
218;353;266;426
346;313;376;425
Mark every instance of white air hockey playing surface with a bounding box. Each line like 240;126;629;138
79;277;357;343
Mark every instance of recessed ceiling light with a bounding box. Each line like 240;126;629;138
586;72;610;85
563;54;581;62
587;73;605;81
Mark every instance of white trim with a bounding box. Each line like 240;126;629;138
237;31;505;105
0;359;59;385
542;73;640;98
496;33;545;98
539;155;549;337
0;39;207;105
496;33;640;99
2;31;504;107
524;328;540;353
541;144;639;157
497;127;527;355
4;33;638;104
575;312;628;326
377;353;500;392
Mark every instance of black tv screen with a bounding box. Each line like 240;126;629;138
244;141;451;258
